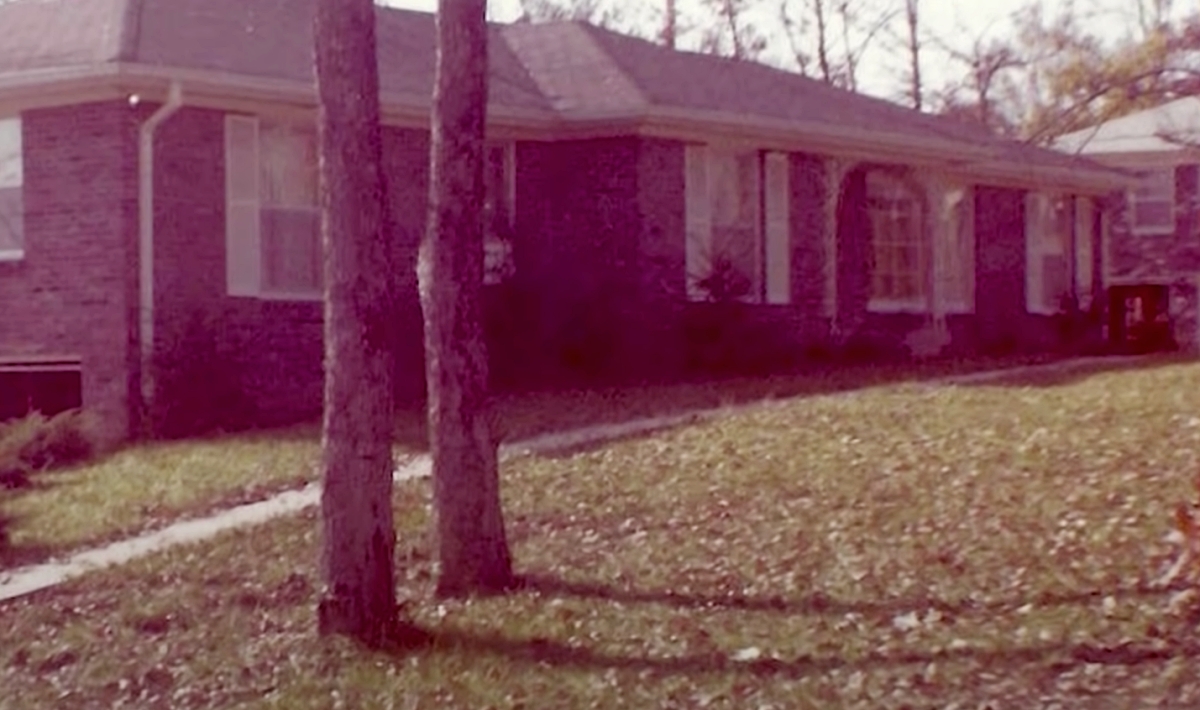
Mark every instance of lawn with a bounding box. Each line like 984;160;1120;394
1;354;1070;568
2;357;1200;708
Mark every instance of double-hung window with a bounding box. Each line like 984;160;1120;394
226;115;516;297
684;145;790;303
867;171;927;311
226;115;321;299
1129;168;1174;236
1025;192;1071;315
0;117;22;262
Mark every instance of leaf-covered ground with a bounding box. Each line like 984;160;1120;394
4;357;1200;708
1;355;1058;568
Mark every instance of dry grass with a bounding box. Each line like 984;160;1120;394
2;357;1200;708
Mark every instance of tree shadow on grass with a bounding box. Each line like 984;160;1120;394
388;620;1200;682
514;572;1188;621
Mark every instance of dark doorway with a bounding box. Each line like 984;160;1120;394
1108;284;1174;353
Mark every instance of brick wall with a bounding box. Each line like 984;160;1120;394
0;101;140;443
507;136;648;382
1110;164;1200;281
149;114;429;433
3;100;1103;442
1107;163;1200;349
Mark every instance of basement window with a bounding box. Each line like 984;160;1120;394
0;358;83;422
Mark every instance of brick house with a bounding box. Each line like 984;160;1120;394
0;0;1127;442
1057;98;1200;352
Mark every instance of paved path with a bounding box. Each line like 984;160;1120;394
0;355;1150;603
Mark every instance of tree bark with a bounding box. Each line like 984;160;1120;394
313;0;402;644
905;0;923;111
421;0;515;598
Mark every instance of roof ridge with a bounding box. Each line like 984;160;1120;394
570;22;649;107
501;21;647;117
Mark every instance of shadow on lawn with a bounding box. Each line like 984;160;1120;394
368;572;1200;681
386;355;1073;451
515;573;1186;621
367;568;1200;681
415;629;1200;678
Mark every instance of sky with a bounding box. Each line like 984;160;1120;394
379;0;1178;101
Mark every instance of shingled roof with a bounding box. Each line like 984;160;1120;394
0;0;552;113
1056;97;1200;156
0;0;1126;189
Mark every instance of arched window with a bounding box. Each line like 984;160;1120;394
866;170;927;310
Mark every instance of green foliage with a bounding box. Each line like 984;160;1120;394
1013;5;1200;143
0;410;97;490
0;409;98;555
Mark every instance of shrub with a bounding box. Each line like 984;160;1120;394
0;409;98;490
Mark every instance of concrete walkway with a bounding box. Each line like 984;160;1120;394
0;355;1148;603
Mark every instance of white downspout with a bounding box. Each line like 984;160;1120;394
138;81;183;425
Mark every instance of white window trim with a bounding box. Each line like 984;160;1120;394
939;185;975;315
1128;168;1175;236
869;297;929;314
0;115;23;263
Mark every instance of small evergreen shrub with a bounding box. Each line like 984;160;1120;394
0;409;97;490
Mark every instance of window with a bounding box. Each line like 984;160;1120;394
1129;169;1174;235
483;142;515;285
226;115;515;298
1025;192;1071;315
0;117;22;261
867;171;927;311
259;122;321;296
225;114;320;299
684;145;790;303
940;186;975;314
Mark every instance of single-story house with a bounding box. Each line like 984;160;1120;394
0;0;1129;442
1056;98;1200;351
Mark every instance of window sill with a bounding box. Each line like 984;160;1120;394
1130;227;1175;237
868;299;929;314
228;291;323;303
0;249;24;263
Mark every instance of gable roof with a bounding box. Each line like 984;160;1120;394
0;0;1126;191
1056;97;1200;156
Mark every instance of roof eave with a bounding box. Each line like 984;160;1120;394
0;64;127;109
963;159;1134;195
0;62;560;131
640;106;997;164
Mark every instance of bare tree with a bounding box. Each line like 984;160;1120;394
930;27;1026;134
780;0;894;89
421;0;515;598
312;0;408;644
903;0;921;110
698;0;768;60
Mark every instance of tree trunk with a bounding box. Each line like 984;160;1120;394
421;0;515;598
905;0;922;111
313;0;403;645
